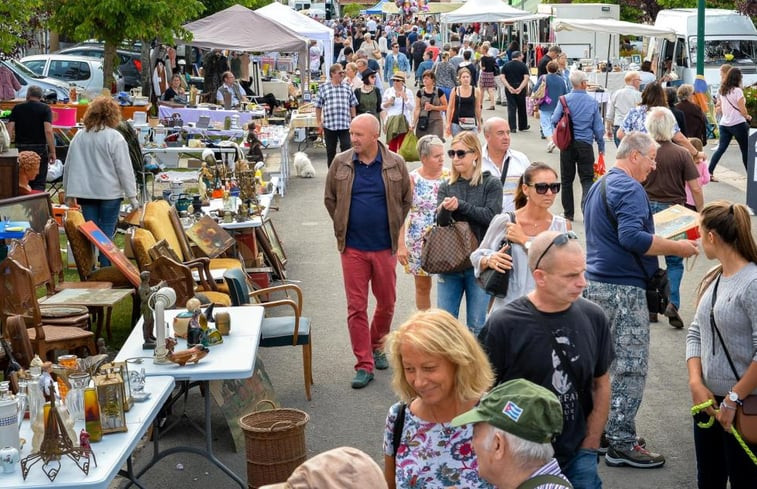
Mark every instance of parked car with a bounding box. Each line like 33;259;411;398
21;54;125;95
58;45;142;89
0;58;70;102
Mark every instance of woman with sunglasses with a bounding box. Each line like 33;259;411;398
472;162;570;316
435;132;502;335
686;201;757;489
354;69;382;123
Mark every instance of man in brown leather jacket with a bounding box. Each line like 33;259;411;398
324;114;412;389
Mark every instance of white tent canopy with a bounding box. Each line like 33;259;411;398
553;18;678;42
183;4;309;72
257;2;334;67
441;0;532;24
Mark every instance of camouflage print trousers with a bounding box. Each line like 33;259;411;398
585;280;649;449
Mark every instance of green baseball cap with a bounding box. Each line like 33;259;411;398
451;379;563;443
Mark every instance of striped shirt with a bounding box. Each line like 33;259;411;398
526;458;572;488
315;81;358;131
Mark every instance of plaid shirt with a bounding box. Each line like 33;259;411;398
315;81;358;131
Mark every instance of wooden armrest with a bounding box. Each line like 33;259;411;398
254;299;302;342
184;259;217;291
249;284;303;308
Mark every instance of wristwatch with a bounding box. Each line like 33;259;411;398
727;391;743;405
524;240;532;252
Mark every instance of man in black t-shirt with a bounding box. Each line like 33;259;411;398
7;86;55;191
483;230;613;488
499;51;530;132
538;45;562;78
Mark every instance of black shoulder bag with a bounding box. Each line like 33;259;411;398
392;402;407;458
479;211;515;298
600;176;670;314
708;275;757;444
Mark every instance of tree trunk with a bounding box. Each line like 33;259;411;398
49;31;60;53
103;41;117;91
141;42;152;98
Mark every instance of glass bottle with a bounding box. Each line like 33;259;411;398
16;379;27;428
84;387;102;442
66;372;90;422
27;366;44;427
0;381;11;400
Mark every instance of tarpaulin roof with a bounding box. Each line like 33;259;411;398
553;18;678;42
441;0;532;24
183;4;309;71
257;2;334;68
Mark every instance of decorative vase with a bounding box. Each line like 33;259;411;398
66;372;90;422
0;446;19;474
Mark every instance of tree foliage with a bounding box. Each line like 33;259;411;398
341;3;363;18
46;0;205;88
0;0;44;56
198;0;273;18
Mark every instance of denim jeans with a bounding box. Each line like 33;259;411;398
648;201;683;308
450;123;478;137
693;403;757;489
79;198;123;267
436;267;488;335
708;121;749;173
562;449;602;489
539;108;555;138
612;125;621;148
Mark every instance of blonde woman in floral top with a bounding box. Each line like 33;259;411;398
397;135;448;310
383;309;494;489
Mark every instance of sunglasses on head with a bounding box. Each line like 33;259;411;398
447;149;474;159
534;231;579;270
528;182;561;194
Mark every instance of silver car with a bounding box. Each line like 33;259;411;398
21;54;125;95
1;58;70;102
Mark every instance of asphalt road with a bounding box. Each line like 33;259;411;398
118;103;756;489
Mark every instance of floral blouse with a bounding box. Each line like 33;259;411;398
383;402;493;489
621;105;681;135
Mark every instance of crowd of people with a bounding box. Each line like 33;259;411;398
317;13;755;489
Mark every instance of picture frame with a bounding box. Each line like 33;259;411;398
0;193;53;233
186;216;236;258
78;220;142;287
94;371;128;434
255;223;286;280
261;218;286;266
631;54;642;65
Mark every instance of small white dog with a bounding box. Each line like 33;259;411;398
293;152;316;178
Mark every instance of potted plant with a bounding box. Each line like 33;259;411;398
745;83;757;128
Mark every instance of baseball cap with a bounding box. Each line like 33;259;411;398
451;379;563;444
258;447;387;489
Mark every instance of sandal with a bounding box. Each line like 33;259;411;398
709;174;718;182
487;106;496;110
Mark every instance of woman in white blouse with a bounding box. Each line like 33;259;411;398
382;72;415;152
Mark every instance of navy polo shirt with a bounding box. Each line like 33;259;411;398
345;151;391;251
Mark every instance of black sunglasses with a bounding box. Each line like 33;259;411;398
447;149;474;159
528;182;561;194
534;232;579;270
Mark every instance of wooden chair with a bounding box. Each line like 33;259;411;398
43;218;112;292
7;234;90;330
142;200;243;272
128;226;223;294
148;255;231;309
3;315;35;369
223;268;312;400
63;209;132;287
0;258;96;362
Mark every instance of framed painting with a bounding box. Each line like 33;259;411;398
78;220;142;287
255;224;286;280
0;193;52;233
186;216;235;258
260;218;286;266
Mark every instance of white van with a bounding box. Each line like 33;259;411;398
647;9;757;91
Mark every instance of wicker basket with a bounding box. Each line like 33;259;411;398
240;400;309;489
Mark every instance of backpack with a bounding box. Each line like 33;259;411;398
554;96;573;151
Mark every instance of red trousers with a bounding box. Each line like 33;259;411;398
340;247;397;373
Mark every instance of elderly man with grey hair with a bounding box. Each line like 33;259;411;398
482;230;612;488
550;70;605;222
642;106;703;328
583;131;699;469
452;379;572;488
481;117;530;212
606;71;642;147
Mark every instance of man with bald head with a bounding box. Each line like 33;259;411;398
483;230;613;488
481;117;530;212
324;114;412;389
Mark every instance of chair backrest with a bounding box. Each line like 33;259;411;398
0;257;42;327
44;218;65;286
147;255;195;309
6;240;27;269
143;200;192;261
63;209;95;280
223;268;253;306
3;315;34;369
129;227;158;270
20;229;56;297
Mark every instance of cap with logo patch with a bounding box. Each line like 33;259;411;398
450;379;563;443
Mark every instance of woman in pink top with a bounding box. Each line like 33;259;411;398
708;68;752;178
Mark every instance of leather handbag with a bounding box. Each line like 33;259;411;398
554;95;573;151
420;221;478;274
709;274;757;444
530;75;547;105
